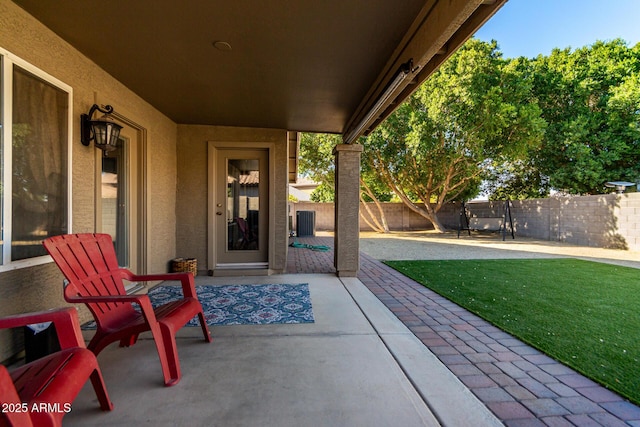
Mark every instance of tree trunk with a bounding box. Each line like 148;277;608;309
390;189;448;232
359;206;384;233
377;167;447;232
360;179;389;233
424;209;446;232
368;153;450;232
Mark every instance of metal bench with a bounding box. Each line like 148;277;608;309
458;200;514;240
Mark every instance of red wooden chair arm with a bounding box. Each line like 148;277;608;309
126;271;198;299
0;307;84;350
65;294;159;324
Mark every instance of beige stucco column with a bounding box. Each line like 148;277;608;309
333;143;363;277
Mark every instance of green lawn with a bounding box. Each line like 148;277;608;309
384;258;640;405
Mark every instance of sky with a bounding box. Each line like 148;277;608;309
474;0;640;58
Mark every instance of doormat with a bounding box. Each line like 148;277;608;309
82;283;314;328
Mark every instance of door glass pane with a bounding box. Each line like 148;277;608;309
101;138;128;267
227;159;259;251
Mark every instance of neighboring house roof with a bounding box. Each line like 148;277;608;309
289;177;319;201
228;171;260;186
289;185;313;202
13;0;507;141
290;177;319;191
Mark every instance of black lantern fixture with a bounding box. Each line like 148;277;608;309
80;104;122;152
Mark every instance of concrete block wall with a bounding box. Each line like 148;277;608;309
292;192;640;251
438;193;640;251
291;202;456;232
613;194;640;250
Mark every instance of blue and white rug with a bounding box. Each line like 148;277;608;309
154;283;314;326
83;283;314;328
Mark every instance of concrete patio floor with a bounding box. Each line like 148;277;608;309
65;273;499;426
63;231;640;426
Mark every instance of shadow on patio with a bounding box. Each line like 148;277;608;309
64;233;640;426
64;260;495;425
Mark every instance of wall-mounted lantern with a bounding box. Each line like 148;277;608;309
80;104;122;152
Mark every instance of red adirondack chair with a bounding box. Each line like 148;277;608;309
0;307;113;427
43;233;212;387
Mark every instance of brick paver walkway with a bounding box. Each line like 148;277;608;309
287;235;640;427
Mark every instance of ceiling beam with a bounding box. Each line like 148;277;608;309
342;0;508;143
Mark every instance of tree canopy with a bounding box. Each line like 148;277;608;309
299;132;392;232
299;38;640;232
299;132;338;203
362;39;545;230
528;39;640;194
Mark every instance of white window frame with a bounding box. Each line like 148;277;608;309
0;47;73;272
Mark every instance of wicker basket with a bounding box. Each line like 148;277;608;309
171;258;198;276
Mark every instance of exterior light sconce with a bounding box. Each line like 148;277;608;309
605;181;635;194
80;104;122;152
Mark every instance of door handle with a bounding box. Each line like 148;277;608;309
216;212;222;216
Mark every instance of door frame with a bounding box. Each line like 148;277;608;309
95;132;134;269
208;141;276;274
94;112;148;275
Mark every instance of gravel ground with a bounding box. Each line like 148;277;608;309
357;230;640;269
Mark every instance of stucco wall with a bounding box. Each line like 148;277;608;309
0;0;178;359
176;125;290;273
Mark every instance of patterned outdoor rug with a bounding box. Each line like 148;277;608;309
82;283;314;328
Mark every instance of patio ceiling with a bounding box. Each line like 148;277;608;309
12;0;506;140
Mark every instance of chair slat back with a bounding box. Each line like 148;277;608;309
44;234;135;325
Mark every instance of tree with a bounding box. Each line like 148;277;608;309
299;132;392;233
299;133;337;202
482;159;551;200
530;39;640;194
363;39;545;231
